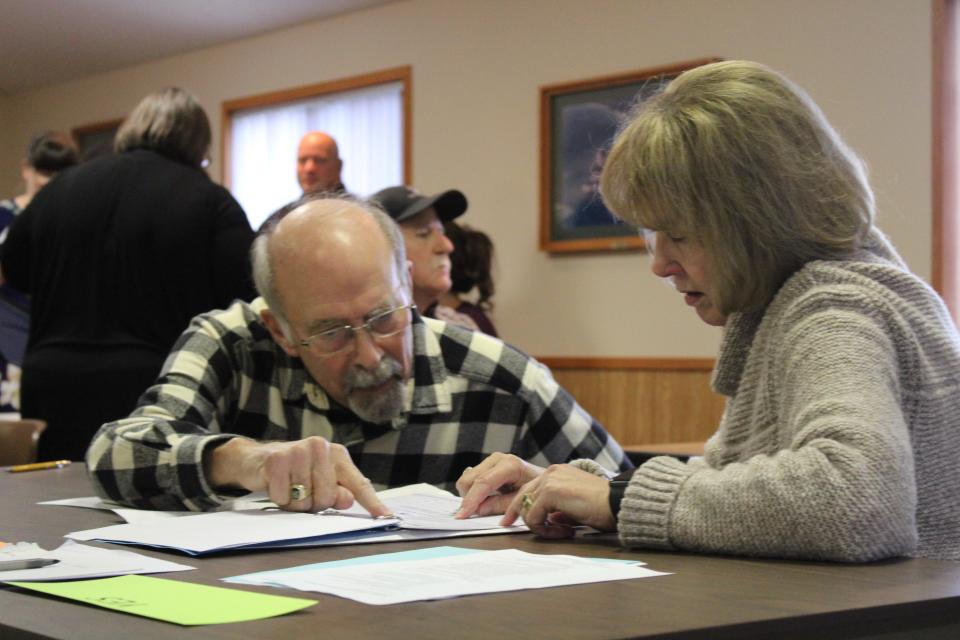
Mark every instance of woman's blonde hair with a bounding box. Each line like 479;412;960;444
114;87;211;167
601;60;874;314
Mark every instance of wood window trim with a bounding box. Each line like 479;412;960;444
71;117;124;142
219;65;412;189
934;0;958;317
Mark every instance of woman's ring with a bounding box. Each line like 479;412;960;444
521;493;534;512
290;483;310;502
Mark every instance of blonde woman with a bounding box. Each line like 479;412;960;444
456;60;960;562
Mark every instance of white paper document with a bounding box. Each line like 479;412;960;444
67;509;393;555
42;483;452;523
259;548;670;605
65;490;525;555
0;540;194;582
340;492;508;530
40;493;276;524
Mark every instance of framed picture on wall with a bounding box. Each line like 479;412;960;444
539;58;718;254
72;118;123;162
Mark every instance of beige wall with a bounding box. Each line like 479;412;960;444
0;0;932;358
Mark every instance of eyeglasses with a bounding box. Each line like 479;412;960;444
297;304;416;357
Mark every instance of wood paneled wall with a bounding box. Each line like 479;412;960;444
539;357;726;447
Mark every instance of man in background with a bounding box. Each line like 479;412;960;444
295;131;345;197
370;186;465;315
261;131;347;229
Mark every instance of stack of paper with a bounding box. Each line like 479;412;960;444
66;492;526;556
225;546;670;605
0;540;194;581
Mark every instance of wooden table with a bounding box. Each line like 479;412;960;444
3;464;960;639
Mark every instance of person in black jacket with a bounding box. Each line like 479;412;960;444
2;87;256;461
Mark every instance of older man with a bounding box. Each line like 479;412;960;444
86;198;631;514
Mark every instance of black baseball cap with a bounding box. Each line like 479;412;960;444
370;186;467;223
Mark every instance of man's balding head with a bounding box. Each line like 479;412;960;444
252;198;408;330
252;198;414;424
296;131;343;195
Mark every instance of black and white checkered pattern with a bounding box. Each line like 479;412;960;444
87;299;632;510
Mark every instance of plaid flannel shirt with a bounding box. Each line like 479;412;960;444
87;298;631;510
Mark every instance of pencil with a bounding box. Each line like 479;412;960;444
7;460;72;473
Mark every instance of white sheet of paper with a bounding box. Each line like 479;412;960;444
243;524;522;551
377;483;454;499
338;492;519;531
225;546;485;587
40;493;277;523
0;540;194;582
38;496;118;510
113;495;278;524
66;510;398;554
225;545;647;588
41;484;453;525
274;549;670;605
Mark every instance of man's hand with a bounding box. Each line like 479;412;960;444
205;436;392;516
501;464;616;537
454;452;544;518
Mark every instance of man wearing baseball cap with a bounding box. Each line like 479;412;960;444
370;186;466;313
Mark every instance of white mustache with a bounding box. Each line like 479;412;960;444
345;355;403;392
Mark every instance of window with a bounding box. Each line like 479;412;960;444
222;67;411;229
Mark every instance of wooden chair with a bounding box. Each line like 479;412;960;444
0;419;47;466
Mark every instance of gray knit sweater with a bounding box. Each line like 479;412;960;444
613;230;960;562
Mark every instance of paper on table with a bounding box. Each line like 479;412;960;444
38;496;117;510
42;483;451;524
0;540;194;581
248;525;518;550
67;509;399;555
225;546;485;586
8;575;316;625
40;493;277;524
271;548;670;605
66;488;525;555
349;492;515;530
226;546;649;588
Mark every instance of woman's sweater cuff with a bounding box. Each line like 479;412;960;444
569;458;616;479
617;455;692;550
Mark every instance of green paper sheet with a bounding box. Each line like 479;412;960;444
8;574;316;626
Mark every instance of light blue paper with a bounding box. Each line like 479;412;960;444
224;546;481;585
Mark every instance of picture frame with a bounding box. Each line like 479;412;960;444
71;117;123;161
539;58;718;253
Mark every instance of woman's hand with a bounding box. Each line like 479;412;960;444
454;452;544;518
502;464;617;538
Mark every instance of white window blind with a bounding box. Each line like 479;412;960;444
229;81;404;229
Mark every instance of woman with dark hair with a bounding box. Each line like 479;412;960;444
457;61;960;562
2;87;256;461
436;220;498;336
0;131;78;241
0;131;78;413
